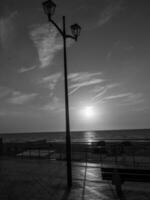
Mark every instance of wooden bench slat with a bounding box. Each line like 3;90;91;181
101;167;150;183
101;167;150;174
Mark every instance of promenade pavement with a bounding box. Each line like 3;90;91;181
0;158;150;200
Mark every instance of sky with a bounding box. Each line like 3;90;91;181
0;0;150;133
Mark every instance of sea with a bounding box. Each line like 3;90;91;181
0;129;150;144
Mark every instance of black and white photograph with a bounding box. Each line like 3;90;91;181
0;0;150;199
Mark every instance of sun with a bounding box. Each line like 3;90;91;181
81;106;95;119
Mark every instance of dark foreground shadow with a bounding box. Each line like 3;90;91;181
81;162;87;200
61;187;71;200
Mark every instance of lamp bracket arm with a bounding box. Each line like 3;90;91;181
66;34;77;41
49;18;64;36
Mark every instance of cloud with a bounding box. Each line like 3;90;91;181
98;0;124;26
39;73;61;91
69;72;102;82
8;91;38;105
121;93;144;105
41;96;62;112
104;93;133;100
0;11;18;48
68;72;104;95
30;24;63;68
18;65;37;73
70;79;103;89
99;92;144;106
91;83;119;102
89;81;144;107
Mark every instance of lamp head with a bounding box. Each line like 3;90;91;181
42;0;56;19
70;23;81;41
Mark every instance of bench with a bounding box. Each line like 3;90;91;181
101;167;150;198
101;167;150;183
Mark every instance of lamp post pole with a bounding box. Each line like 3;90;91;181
63;16;72;188
42;0;81;189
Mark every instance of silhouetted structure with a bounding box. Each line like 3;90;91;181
0;137;3;156
42;0;81;188
102;167;150;199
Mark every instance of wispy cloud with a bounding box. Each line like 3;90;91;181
30;24;63;68
8;91;38;105
0;11;18;48
39;72;61;91
83;79;144;107
41;96;62;112
98;0;124;26
94;92;144;106
121;93;144;105
18;65;37;73
104;93;133;100
68;72;104;95
69;72;102;82
91;83;119;102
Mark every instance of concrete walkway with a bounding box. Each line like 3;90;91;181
0;158;150;200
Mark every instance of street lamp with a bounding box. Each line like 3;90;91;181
70;24;81;41
42;0;56;18
42;0;81;188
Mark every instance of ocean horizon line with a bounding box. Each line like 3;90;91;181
0;128;150;135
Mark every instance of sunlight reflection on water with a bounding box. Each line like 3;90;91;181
85;131;96;145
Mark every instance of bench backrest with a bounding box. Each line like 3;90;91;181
101;167;150;182
101;167;150;174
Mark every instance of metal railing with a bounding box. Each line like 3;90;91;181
1;139;150;169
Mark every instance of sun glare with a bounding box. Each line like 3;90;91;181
81;106;95;119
